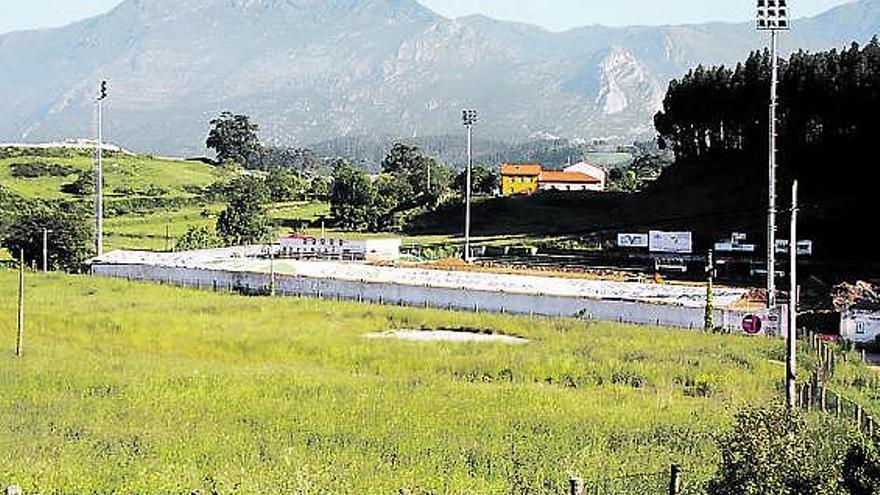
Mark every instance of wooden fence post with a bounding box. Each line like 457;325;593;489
836;392;842;418
820;387;827;413
857;405;864;431
868;416;875;438
569;476;584;495
806;382;813;411
16;249;24;358
669;465;683;495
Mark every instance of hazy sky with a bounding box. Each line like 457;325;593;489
0;0;858;34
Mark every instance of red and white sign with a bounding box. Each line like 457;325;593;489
742;315;763;335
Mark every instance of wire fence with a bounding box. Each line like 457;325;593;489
569;465;709;495
798;335;879;442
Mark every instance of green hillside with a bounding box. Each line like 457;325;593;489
0;147;224;200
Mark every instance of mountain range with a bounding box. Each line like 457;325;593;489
2;0;880;157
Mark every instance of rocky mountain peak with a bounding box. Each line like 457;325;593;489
0;0;877;154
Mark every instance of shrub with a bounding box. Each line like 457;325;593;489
175;225;221;252
9;161;78;178
707;406;840;495
61;172;96;196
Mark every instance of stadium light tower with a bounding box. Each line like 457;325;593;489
757;0;789;308
95;80;109;257
462;109;478;263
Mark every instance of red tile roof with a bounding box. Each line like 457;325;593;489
501;163;542;176
539;171;601;184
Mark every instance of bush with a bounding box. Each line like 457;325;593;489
105;197;203;217
9;161;78;178
61;172;96;196
842;442;880;495
175;226;221;252
112;185;169;197
707;406;841;495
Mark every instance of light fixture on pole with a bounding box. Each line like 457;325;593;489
757;0;789;309
95;80;109;257
462;109;478;263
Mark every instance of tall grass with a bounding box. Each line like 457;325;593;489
0;272;783;494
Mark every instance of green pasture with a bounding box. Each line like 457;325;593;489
0;271;787;494
0;152;223;200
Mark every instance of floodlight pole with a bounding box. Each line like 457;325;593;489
757;0;788;308
767;29;779;308
95;81;108;258
462;110;478;263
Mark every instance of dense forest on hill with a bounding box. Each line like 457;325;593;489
652;39;880;263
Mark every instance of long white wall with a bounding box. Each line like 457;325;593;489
91;263;783;336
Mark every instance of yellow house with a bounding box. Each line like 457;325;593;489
501;163;541;196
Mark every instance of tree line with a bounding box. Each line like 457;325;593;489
205;112;499;235
656;38;880;169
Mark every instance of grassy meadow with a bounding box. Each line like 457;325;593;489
0;271;788;494
0;151;223;200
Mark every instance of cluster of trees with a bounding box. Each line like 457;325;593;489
206;112;327;176
330;143;448;232
656;38;880;168
329;142;498;232
0;192;93;272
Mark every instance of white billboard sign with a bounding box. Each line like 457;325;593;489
715;241;757;253
617;233;649;248
649;231;693;254
776;240;814;256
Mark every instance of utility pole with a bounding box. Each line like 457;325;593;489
95;80;109;257
16;250;24;357
462;109;478;262
757;0;789;308
705;250;716;331
787;180;798;409
42;228;49;272
269;244;276;297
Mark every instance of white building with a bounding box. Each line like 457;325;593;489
278;236;401;262
537;170;602;192
840;309;880;345
563;162;607;191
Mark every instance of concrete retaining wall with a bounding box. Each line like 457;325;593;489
91;263;782;336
